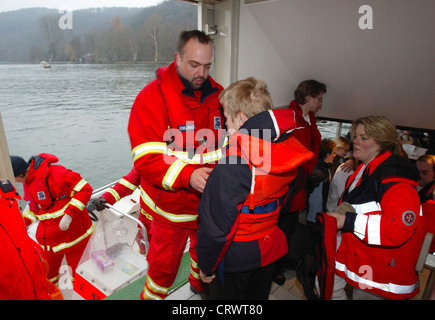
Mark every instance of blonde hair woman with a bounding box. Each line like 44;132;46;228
328;115;423;300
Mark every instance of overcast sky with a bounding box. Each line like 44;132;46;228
0;0;166;13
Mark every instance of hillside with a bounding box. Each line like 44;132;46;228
0;0;197;63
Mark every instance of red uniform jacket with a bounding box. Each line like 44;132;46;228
24;153;94;254
0;179;53;300
287;100;321;212
197;110;314;275
101;167;141;205
336;152;424;299
128;61;224;229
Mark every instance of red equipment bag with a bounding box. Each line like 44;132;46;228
315;212;337;300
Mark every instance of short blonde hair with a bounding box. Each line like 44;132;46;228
219;77;273;121
335;136;351;149
350;116;401;155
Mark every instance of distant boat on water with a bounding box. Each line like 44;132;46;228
41;60;51;69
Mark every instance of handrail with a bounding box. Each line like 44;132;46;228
104;203;149;256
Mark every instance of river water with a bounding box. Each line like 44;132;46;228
0;63;340;195
0;63;164;192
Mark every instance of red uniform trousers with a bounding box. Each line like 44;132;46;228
136;209;152;255
43;236;90;285
141;218;201;300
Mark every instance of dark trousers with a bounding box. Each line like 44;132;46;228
208;262;276;300
276;211;300;269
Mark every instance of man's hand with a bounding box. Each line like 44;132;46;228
200;270;216;284
190;167;213;193
95;197;108;211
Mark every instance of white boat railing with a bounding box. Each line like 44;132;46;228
104;202;149;256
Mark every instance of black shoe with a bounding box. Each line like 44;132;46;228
272;273;286;286
190;285;209;300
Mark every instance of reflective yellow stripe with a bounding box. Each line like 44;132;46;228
142;288;162;300
41;244;51;251
73;178;87;192
133;139;225;196
52;224;95;253
203;148;223;163
190;257;199;269
37;203;69;220
162;159;186;191
36;198;85;221
49;274;60;284
70;179;89;197
139;186;197;223
107;188;121;202
119;178;137;191
146;276;169;295
69;198;85;211
191;269;201;280
23;208;38;223
167;148;223;164
132;142;167;162
132;141;225;165
140;208;153;221
190;258;201;280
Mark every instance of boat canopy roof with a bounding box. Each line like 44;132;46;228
188;0;435;131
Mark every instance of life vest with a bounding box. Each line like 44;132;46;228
227;131;314;242
23;153;94;254
26;154;65;212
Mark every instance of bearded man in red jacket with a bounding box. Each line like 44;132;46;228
128;30;224;300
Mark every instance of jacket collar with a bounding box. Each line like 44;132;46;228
26;153;59;183
178;71;219;103
157;61;219;104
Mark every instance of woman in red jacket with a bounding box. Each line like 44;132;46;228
328;116;424;299
274;80;326;282
11;153;94;286
286;79;326;212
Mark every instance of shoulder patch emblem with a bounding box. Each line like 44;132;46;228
402;210;416;226
214;116;221;129
37;191;46;200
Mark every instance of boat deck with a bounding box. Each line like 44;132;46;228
166;267;435;301
61;263;434;300
56;190;434;301
166;269;304;300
